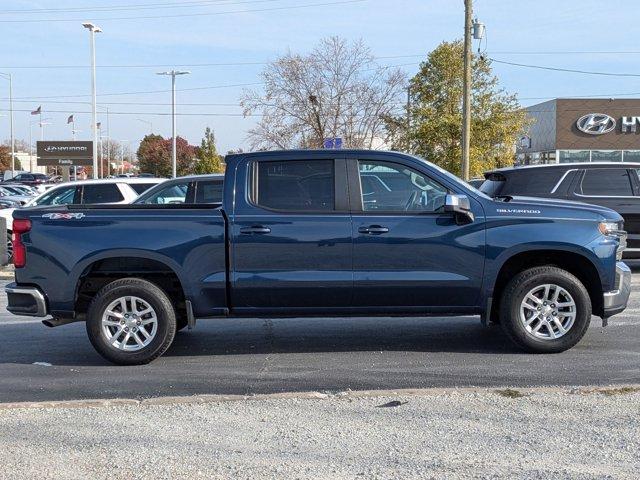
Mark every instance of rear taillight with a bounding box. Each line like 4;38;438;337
12;218;31;268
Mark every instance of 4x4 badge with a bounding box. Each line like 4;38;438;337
42;213;85;220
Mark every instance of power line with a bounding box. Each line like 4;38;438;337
0;54;419;70
0;60;412;101
8;108;255;117
4;82;263;101
489;51;640;55
0;0;367;23
489;57;640;78
0;0;280;15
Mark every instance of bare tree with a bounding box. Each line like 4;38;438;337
241;37;406;150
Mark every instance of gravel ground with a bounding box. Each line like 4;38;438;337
1;388;639;480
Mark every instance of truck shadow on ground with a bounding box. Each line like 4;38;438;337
164;316;519;359
1;316;520;367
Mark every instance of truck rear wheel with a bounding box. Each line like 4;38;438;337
499;266;592;353
86;278;177;365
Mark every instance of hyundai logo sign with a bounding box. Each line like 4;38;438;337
576;113;617;135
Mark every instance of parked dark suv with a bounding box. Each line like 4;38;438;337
479;162;640;258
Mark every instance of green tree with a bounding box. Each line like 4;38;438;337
194;127;224;173
137;134;196;177
387;40;528;178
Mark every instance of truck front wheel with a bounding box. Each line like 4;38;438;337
86;278;177;365
499;266;592;353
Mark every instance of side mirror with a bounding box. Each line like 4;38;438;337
444;194;474;224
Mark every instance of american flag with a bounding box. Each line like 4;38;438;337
31;106;41;115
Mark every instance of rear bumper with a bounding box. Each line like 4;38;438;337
5;283;48;317
603;262;631;317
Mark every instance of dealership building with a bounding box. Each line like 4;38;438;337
516;98;640;165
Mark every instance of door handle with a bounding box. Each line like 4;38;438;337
240;225;271;235
358;225;389;235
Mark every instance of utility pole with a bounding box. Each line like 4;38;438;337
0;73;15;176
156;70;190;178
461;0;472;181
83;22;101;179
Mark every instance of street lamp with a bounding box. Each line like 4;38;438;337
29;118;50;172
137;118;153;133
82;22;101;179
0;73;15;176
156;70;190;178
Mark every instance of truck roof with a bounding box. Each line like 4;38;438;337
225;149;404;161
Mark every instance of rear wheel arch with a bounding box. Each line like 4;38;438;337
74;255;188;323
489;249;604;323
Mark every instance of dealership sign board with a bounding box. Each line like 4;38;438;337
576;113;640;135
37;141;93;166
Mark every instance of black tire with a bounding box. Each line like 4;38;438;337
86;277;177;365
499;266;592;353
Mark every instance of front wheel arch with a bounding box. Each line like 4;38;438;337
489;249;603;323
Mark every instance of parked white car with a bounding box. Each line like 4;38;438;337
0;178;163;262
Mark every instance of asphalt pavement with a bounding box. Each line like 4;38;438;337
1;274;639;404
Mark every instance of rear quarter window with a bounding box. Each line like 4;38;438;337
194;180;223;203
578;169;634;196
81;184;125;204
130;183;158;195
492;170;566;196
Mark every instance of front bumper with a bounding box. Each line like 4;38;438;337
5;283;48;317
603;262;632;317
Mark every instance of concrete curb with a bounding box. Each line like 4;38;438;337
1;384;639;411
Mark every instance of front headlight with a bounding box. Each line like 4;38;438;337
598;221;621;236
599;221;626;260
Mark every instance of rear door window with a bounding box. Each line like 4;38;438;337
252;160;334;211
578;169;634;196
81;184;125;204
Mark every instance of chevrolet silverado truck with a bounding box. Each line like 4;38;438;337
5;150;632;365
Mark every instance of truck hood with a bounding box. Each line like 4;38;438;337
493;195;623;222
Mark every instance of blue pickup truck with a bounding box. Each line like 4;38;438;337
5;150;632;364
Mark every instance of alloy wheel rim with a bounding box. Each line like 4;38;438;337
519;284;576;341
101;296;158;351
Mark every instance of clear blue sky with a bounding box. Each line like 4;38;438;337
1;0;639;153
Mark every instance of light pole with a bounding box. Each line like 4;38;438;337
82;22;101;179
29;118;47;172
137;118;153;133
156;70;190;178
0;73;15;176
